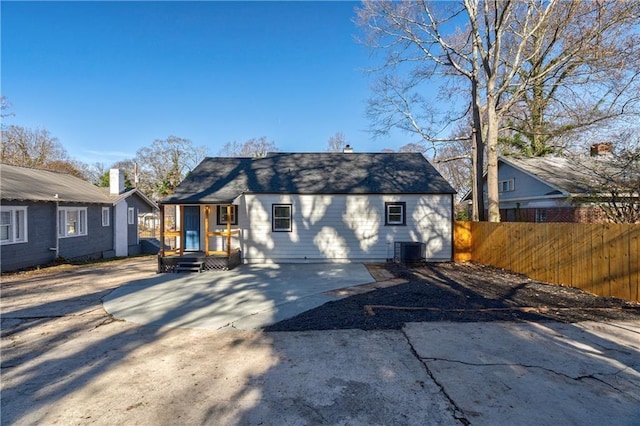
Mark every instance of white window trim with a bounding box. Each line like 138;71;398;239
0;206;28;245
58;207;87;238
272;204;292;232
128;207;135;225
499;179;515;193
385;202;406;226
102;207;110;227
217;205;238;225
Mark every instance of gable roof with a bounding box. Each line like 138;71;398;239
1;164;112;204
104;187;158;210
163;152;456;204
500;156;634;196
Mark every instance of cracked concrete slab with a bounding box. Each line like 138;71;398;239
403;321;640;425
4;258;640;425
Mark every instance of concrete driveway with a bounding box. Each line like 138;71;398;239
103;263;375;330
2;257;639;425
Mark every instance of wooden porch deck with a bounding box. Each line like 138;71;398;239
157;249;242;273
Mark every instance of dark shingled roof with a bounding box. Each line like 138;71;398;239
1;164;112;204
163;152;456;204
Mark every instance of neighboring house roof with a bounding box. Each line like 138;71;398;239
0;164;159;209
103;187;158;211
500;156;634;197
1;163;111;204
163;152;456;204
462;155;637;201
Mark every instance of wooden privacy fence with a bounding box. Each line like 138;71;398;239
454;221;640;303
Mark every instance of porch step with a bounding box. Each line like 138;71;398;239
175;261;204;273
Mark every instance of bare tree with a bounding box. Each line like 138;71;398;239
135;136;208;198
218;136;278;158
398;143;426;153
1;96;13;122
501;1;640;157
94;160;137;189
326;132;348;152
0;125;86;175
578;140;640;224
357;0;640;222
357;1;488;219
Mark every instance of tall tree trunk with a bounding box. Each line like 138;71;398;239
486;94;501;222
471;77;486;221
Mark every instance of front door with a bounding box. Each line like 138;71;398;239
183;206;200;251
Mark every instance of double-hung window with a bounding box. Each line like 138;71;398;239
58;207;87;238
102;207;110;226
0;206;28;245
499;179;515;193
217;205;238;225
272;204;292;232
385;202;406;226
128;207;135;225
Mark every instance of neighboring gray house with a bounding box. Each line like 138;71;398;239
478;145;638;222
157;151;456;271
0;165;157;272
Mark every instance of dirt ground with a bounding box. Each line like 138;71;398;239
265;261;640;331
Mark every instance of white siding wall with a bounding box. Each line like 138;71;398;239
238;194;452;263
113;200;128;257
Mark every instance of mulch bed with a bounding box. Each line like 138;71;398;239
265;262;640;332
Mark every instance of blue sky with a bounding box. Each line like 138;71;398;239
2;1;415;165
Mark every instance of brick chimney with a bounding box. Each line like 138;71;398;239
109;168;125;195
590;142;613;156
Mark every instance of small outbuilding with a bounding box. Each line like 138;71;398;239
157;151;456;271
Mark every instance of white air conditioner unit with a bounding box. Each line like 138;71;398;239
394;242;426;263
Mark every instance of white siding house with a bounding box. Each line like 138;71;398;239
238;194;452;263
158;152;456;270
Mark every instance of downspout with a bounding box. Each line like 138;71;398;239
53;194;59;258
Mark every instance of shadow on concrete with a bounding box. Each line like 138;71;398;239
2;259;639;425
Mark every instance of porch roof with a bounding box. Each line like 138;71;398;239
162;152;456;205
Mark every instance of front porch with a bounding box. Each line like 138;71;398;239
157;250;242;272
157;203;241;272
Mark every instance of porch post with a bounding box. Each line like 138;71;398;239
204;205;210;254
159;204;165;257
179;205;185;256
226;203;232;257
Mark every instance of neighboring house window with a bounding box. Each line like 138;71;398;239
272;204;292;232
0;206;28;245
102;207;110;226
58;207;87;237
385;202;406;226
535;209;547;223
217;205;238;225
128;207;135;225
499;179;515;193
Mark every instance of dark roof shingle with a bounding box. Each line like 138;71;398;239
163;152;455;204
